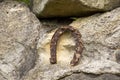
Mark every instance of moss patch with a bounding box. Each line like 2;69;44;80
17;0;30;5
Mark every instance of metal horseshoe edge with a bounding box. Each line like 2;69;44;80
50;26;84;66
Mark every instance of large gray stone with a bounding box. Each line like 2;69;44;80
0;1;42;80
23;7;120;80
61;73;120;80
32;0;120;18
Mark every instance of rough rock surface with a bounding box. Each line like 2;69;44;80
0;1;42;80
0;0;3;2
61;73;120;80
1;0;120;80
32;0;120;18
23;7;120;80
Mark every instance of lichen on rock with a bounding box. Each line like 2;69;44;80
0;0;120;80
0;1;42;80
32;0;120;18
24;7;120;80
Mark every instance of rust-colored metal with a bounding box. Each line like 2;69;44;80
50;26;84;66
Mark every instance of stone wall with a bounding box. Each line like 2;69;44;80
0;0;120;80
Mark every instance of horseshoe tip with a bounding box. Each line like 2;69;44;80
50;58;56;64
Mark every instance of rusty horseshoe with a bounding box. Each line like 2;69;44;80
50;26;84;66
